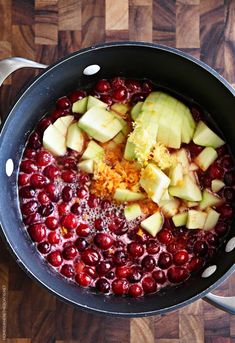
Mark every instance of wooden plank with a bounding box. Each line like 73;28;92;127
130;318;154;343
179;314;204;343
105;0;129;30
58;31;81;58
154;313;179;339
153;0;176;47
12;0;34;25
129;5;153;41
0;0;12;41
58;0;81;31
35;0;58;45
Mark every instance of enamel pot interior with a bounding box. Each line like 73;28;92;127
0;42;235;317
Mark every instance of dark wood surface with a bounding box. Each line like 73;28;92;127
0;1;235;342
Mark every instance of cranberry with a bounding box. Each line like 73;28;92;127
141;255;156;271
131;92;146;103
79;173;90;184
60;264;74;278
115;266;130;278
36;151;52;167
157;229;172;244
158;252;173;269
96;278;110;293
45;217;58;230
127;266;142;283
45;183;60;202
63;245;77;260
68;90;86;103
74;261;85;274
48;231;60;245
224;171;235;186
19;173;30;186
58;203;69;216
129;284;143;297
221;155;233;169
28;224;46;242
28;132;41;150
75;237;88;251
101;199;111;209
47;250;63;267
24;148;36;159
190;107;202;122
193;241;208;257
106;271;115;280
201;175;212;188
126;79;141;92
44;165;59;180
215;221;228;236
112;86;128;102
223;187;235;202
71;203;81;215
219;204;233;218
75;273;92;287
142;80;153;93
38;203;54;217
19;186;36;199
83;266;97;279
87;194;99;208
81;248;100;266
21;160;38;174
51;108;68;121
94;233;113;250
37;241;51;254
145;240;159;255
142;276;157;294
77;187;89;199
96;261;112;275
56;96;71;109
112;279;129;295
167;267;189;283
128;242;144;257
205;232;219;247
113;251;127;266
188;256;204;272
76;222;90;237
101;94;113;105
23;213;41;225
109;218;128;235
62;186;73;202
21;200;38;216
38;191;50;205
173;251;189;266
152;270;166;284
61;170;77;183
95;79;111;93
94;218;103;231
209;163;223;179
111;77;125;88
37;117;51;134
187;142;203;157
61;213;78;230
58;157;77;170
30;174;48;188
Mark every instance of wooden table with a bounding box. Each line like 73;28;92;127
0;1;235;342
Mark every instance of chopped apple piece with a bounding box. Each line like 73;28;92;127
124;204;142;221
81;140;104;162
113;131;126;144
204;208;220;231
87;95;107;110
160;189;172;202
72;97;88;114
78;159;94;173
114;189;146;202
186;210;207;229
140;212;163;237
187;201;198;208
124;141;136;161
111;103;129;116
53;115;74;136
172;212;188;227
199;190;222;210
175;149;189;174
193;121;225;148
140;163;171;204
169;175;202;202
169;163;183;186
189;163;198;171
66;123;84;152
181;107;196;143
43;124;66;156
131;101;143;120
195;147;218;171
211;179;225;193
160;199;180;218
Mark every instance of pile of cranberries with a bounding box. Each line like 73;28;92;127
18;77;235;297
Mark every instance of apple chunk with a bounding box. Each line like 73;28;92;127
43;124;66;156
66;123;84;152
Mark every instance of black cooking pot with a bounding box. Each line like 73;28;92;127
0;42;235;317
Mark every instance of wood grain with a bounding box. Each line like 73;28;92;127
0;1;235;342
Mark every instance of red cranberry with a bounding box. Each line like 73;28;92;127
38;203;54;217
209;163;223;179
223;187;235;202
205;232;219;247
219;204;233;218
109;218;128;235
221;155;233;169
96;261;112;275
19;173;30;186
188;256;204;272
187;142;203;157
201;175;212;188
45;183;60;202
24;148;36;159
77;187;89;199
217;145;228;157
63;245;77;260
83;266;98;279
75;273;92;287
21;200;38;216
106;271;115;280
28;132;41;150
112;86;128;102
128;242;144;257
101;94;113;105
71;203;81;215
43;165;59;180
61;213;78;230
101;199;111;209
111;77;125;88
95;79;111;93
94;233;113;250
58;203;69;216
129;284;143;297
45;216;58;230
157;229;172;244
224;171;235;186
141;255;156;271
19;186;36;199
37;117;51;135
96;278;110;293
167;267;189;283
190;107;202;122
60;264;74;278
126;79;141;92
115;266;130;278
75;237;88;251
23;212;41;225
131;92;146;103
173;251;189;266
76;222;90;237
112;279;129;295
28;224;46;242
146;240;160;254
62;186;73;202
36;151;52;167
37;241;51;254
152;270;166;284
47;250;63;267
127;266;142;283
30;174;48;188
48;231;60;245
61;170;77;183
68;90;86;103
142;276;157;294
158;252;173;269
142;80;153;93
193;240;208;257
113;251;127;266
215;221;228;236
38;191;50;205
79;173;90;184
56;96;71;109
87;194;99;208
58;157;77;170
21;160;38;173
51;108;68;121
94;218;103;231
81;248;100;266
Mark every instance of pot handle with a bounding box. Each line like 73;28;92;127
0;57;47;87
204;293;235;314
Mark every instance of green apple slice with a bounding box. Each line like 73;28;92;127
81;140;104;162
124;204;142;221
131;101;143;120
195;147;218;171
211;179;225;193
193;121;225;148
113;131;126;144
169;163;184;186
186;210;207;229
181;107;196;144
160;199;180;218
175;148;190;174
169;175;202;202
87;95;107;110
203;208;220;231
43;124;66;156
172;212;188;227
140;211;163;237
66;123;84;152
53;115;74;136
199;189;222;210
114;188;146;202
78;159;94;173
72;97;88;114
111;103;129;116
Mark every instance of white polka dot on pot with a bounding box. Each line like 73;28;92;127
83;64;100;76
225;237;235;253
5;159;14;177
202;265;217;278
